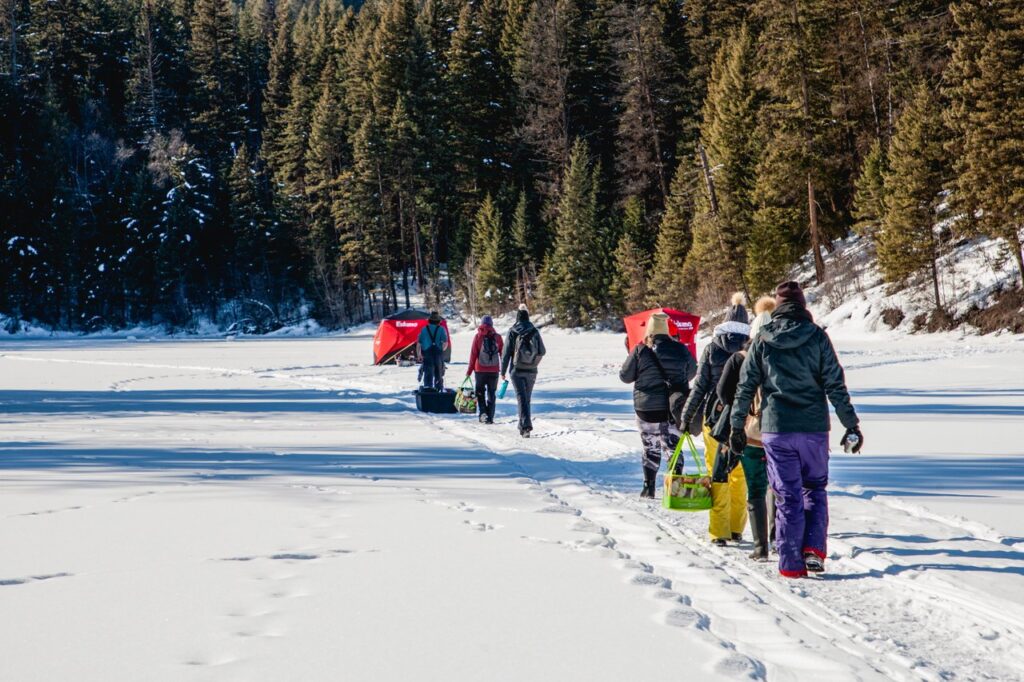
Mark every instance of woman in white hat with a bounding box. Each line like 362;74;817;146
619;312;698;498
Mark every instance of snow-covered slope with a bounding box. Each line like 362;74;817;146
2;327;1023;680
788;235;1022;337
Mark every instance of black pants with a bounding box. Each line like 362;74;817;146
475;371;498;421
510;370;536;433
422;347;444;390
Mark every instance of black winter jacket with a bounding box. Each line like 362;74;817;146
730;306;859;434
619;335;697;417
680;322;750;429
716;350;746;406
501;321;546;375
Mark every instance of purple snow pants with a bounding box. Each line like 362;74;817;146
761;432;829;577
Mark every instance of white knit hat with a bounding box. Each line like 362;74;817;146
749;311;772;340
647;312;671;338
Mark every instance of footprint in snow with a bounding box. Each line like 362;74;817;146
664;606;709;629
654;589;691;605
536;504;582;516
713;653;766;680
463;520;498;532
630;573;671;589
570;519;609;535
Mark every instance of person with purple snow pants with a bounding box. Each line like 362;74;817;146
728;281;863;578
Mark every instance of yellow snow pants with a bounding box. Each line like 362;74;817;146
703;425;748;540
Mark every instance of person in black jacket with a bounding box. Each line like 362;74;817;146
717;296;777;560
501;305;546;437
680;293;750;544
620;312;698;498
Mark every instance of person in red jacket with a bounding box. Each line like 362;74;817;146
466;315;504;424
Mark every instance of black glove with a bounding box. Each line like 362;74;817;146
729;428;747;455
840;427;863;453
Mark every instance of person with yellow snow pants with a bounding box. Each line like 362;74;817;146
680;294;751;545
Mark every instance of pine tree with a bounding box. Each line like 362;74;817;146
647;157;695;307
152;132;218;324
754;0;846;283
237;0;275;147
611;197;651;313
27;0;96;120
509;189;535;267
541;138;608;326
500;0;531;65
608;0;681;214
126;0;188;141
878;83;948;308
187;0;244;159
471;194;509;310
228;143;273;301
261;4;294;172
695;23;764;295
446;0;515;204
515;0;577;212
853;138;888;238
305;59;349;254
944;0;1024;285
747;136;804;295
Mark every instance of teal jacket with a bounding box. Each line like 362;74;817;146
730;312;858;434
418;323;447;351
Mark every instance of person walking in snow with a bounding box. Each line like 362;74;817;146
466;315;504;424
680;293;751;546
729;281;863;577
620;312;697;498
716;296;776;560
501;305;546;437
417;311;448;391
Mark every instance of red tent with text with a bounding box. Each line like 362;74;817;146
373;310;452;365
623;308;701;359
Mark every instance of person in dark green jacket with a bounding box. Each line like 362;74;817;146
729;281;863;578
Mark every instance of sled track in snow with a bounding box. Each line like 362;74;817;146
427;409;1024;682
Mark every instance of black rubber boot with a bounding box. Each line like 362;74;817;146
747;497;769;561
640;468;657;499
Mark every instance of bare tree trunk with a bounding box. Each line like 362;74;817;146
697;143;719;215
855;7;882;140
143;2;159;133
883;27;895;139
930;257;942;312
789;1;826;284
1013;228;1024;289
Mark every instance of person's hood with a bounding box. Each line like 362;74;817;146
512;320;536;334
759;316;818;349
712;320;749;353
477;323;495;334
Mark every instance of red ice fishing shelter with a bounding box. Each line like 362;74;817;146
373;309;452;365
623;308;701;359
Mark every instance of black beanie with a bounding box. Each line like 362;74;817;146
726;292;749;324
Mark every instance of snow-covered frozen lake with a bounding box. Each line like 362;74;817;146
2;327;1023;681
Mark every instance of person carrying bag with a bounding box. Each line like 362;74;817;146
620;312;697;499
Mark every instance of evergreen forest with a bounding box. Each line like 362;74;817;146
1;0;1022;330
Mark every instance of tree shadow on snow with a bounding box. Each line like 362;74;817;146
831;455;1024;492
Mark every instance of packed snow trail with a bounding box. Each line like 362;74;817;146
1;329;1023;680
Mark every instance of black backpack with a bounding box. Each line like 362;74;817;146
513;329;542;370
